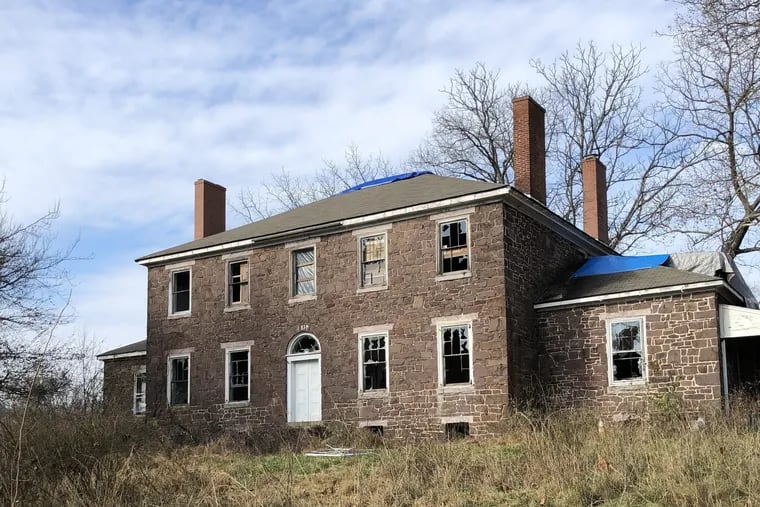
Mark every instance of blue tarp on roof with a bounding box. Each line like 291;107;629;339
572;254;670;278
340;171;433;194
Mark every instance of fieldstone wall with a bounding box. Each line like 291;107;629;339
144;202;511;438
502;204;587;402
537;291;722;416
102;356;145;416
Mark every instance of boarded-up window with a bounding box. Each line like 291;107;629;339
228;260;249;305
440;219;469;273
292;247;315;296
360;235;387;288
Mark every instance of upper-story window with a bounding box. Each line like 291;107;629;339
227;260;250;306
360;234;387;288
292;247;316;297
170;269;191;315
439;219;469;274
607;317;646;385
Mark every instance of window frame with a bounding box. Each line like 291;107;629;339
226;258;250;308
290;245;317;299
133;367;146;415
357;233;388;290
166;354;191;406
436;215;472;279
436;320;475;388
168;268;192;316
357;331;389;395
606;316;647;387
224;346;251;404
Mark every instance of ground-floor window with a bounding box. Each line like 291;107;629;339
133;369;146;414
168;356;190;405
607;317;646;384
226;348;250;402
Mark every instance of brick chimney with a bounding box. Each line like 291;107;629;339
512;96;546;204
582;156;608;244
194;179;226;240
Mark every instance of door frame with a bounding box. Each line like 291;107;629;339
286;333;322;423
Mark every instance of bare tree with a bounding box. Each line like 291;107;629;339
412;63;534;184
533;42;695;251
233;144;394;221
663;0;760;259
0;188;75;404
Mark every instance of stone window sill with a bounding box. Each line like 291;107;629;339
435;271;472;283
356;285;388;294
167;312;191;320
288;294;316;304
223;401;250;408
607;381;647;392
438;383;475;394
359;389;390;399
224;304;251;313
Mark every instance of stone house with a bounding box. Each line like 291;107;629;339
98;96;759;437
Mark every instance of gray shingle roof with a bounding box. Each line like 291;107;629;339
97;340;147;359
537;266;720;305
137;174;504;262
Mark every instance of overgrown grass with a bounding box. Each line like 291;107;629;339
3;403;760;506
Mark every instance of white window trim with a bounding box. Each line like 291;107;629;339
357;232;389;292
224;346;251;405
435;319;475;389
168;268;192;318
166;354;191;406
225;257;251;309
289;244;317;302
133;366;146;416
606;316;648;388
357;330;390;397
435;215;472;278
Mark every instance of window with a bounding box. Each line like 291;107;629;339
445;422;470;439
439;219;469;273
360;234;387;288
608;317;646;384
292;247;316;296
360;334;387;391
227;260;249;305
168;356;189;405
133;370;146;415
226;349;250;403
170;270;191;314
440;324;472;385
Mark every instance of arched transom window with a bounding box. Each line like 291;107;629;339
289;333;320;354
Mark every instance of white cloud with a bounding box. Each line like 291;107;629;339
0;0;683;347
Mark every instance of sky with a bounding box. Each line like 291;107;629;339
0;0;680;352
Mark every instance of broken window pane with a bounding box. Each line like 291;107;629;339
228;350;249;402
171;270;190;313
170;357;189;405
442;325;470;384
440;220;469;273
362;334;387;390
228;260;249;305
610;319;644;381
361;235;387;288
291;334;320;354
293;247;316;296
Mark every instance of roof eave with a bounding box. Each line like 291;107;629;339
96;350;147;361
136;185;614;266
533;279;729;311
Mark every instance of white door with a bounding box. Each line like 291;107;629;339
290;358;321;422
